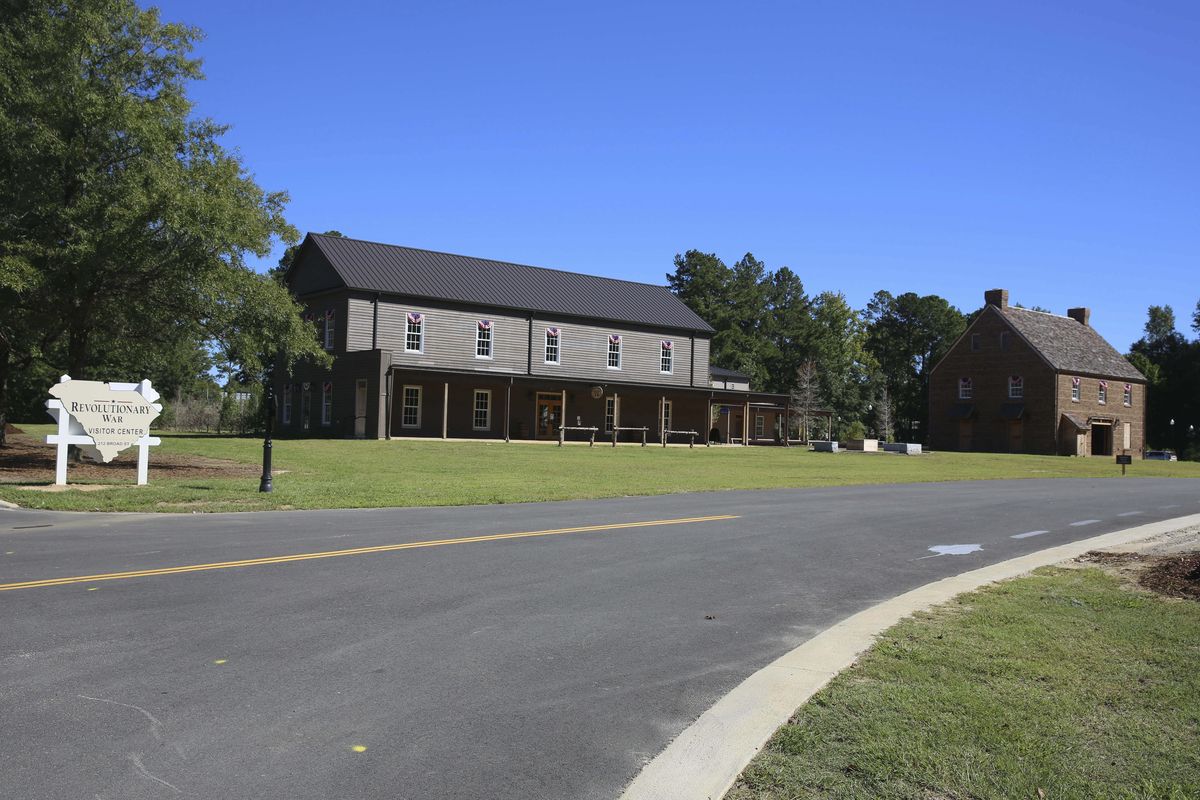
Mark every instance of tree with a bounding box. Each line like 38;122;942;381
874;384;895;443
789;360;822;443
810;291;874;437
863;291;965;442
763;267;813;393
0;0;328;445
1193;299;1200;335
1130;303;1200;458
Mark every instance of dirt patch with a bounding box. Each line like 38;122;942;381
0;429;257;483
1076;549;1200;601
18;484;134;493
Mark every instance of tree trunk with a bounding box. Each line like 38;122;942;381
0;343;9;448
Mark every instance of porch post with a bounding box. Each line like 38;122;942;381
743;399;750;445
784;398;790;447
661;395;667;446
561;388;567;441
442;382;449;439
504;378;512;443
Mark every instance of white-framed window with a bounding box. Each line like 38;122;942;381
323;310;335;351
605;395;619;433
473;389;491;431
959;377;973;400
607;334;622;369
1008;375;1023;399
970;333;981;352
1098;381;1107;405
755;414;765;438
1123;383;1132;407
544;327;560;364
301;383;311;431
660;340;674;374
405;312;424;353
662;400;672;434
402;385;422;428
476;320;493;359
281;384;292;424
1071;377;1081;402
321;382;333;426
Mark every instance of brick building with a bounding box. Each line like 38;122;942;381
929;289;1146;456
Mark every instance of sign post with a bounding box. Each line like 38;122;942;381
44;375;162;485
1115;452;1132;476
259;382;276;493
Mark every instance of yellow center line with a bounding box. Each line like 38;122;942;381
0;514;739;593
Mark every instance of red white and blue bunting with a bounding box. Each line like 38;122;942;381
322;382;333;392
1010;375;1023;387
1099;380;1108;389
1124;383;1132;392
407;312;424;325
609;334;622;345
959;377;972;389
325;308;335;320
478;319;493;330
1072;376;1081;388
304;312;315;323
546;326;560;337
661;340;673;350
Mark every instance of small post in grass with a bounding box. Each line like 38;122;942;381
1116;452;1132;476
259;381;276;493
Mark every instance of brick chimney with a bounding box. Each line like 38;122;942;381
984;289;1009;309
1067;307;1090;326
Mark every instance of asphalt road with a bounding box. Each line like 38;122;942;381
2;479;1198;800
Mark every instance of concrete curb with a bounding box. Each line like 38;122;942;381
619;512;1200;800
0;498;19;510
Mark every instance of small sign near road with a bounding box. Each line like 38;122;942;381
1116;453;1132;475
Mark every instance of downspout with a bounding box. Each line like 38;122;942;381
689;333;696;387
527;314;534;375
372;293;380;350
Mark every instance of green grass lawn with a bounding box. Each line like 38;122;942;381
3;423;1199;512
727;566;1200;800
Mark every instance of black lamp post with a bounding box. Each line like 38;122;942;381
259;380;276;493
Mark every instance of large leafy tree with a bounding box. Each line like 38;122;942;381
1130;303;1200;458
809;291;875;436
0;0;326;445
863;291;966;441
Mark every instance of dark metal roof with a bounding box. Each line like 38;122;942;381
710;366;751;380
1001;306;1144;382
301;233;714;333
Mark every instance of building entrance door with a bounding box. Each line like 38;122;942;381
1008;420;1023;453
1091;423;1113;456
958;420;973;450
354;379;368;438
535;393;562;439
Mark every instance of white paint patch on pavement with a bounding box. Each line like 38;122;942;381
1117;511;1143;517
926;544;982;556
1070;519;1101;527
1011;530;1049;539
1162;504;1181;509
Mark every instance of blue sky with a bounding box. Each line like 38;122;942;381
157;0;1199;351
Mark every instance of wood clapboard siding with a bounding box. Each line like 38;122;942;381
374;300;528;373
343;297;714;386
692;337;711;387
346;297;374;351
529;318;693;387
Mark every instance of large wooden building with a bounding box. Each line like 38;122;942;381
929;289;1146;456
278;233;788;443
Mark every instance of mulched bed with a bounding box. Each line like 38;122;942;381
1077;550;1200;601
0;427;257;483
1139;553;1200;600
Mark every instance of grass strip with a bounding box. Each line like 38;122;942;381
727;566;1200;800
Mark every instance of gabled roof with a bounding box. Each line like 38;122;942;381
710;366;751;380
292;233;714;333
999;306;1144;382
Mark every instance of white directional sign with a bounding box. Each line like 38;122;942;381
45;375;163;486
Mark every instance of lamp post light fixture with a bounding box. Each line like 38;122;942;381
259;381;276;493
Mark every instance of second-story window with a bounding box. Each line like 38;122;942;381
1123;383;1132;406
970;333;981;352
959;377;973;400
323;309;335;351
1071;377;1081;402
1099;380;1108;404
476;320;492;358
660;340;673;373
545;327;560;364
406;312;424;353
607;334;622;369
1008;375;1023;399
